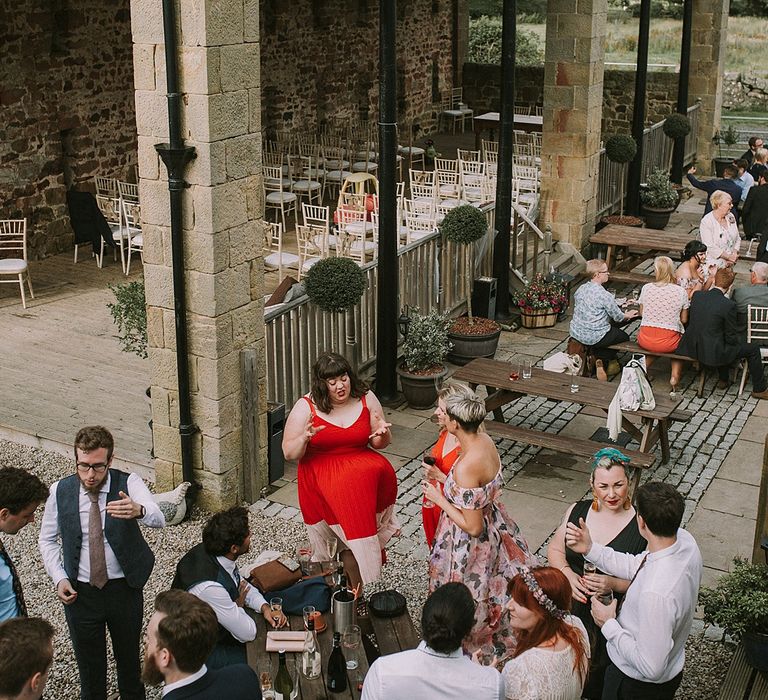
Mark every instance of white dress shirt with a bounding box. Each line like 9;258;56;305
188;556;268;643
162;665;207;696
586;528;702;684
361;641;504;700
38;471;165;586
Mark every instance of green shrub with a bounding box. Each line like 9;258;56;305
108;279;148;359
402;309;452;373
662;113;692;139
440;205;489;245
468;16;544;65
605;134;638;163
641;168;678;208
305;257;367;313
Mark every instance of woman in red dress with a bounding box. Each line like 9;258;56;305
282;353;400;590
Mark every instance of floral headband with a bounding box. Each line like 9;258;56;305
518;567;568;620
591;447;631;473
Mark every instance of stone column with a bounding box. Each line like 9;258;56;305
539;0;607;247
131;0;267;510
690;0;729;174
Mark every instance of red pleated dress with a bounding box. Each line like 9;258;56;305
421;430;460;549
298;394;400;584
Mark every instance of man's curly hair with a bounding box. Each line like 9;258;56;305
0;467;48;514
202;506;250;556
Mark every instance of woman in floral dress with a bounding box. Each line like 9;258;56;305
424;385;530;666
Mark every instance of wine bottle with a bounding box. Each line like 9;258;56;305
327;631;348;693
334;574;354;602
274;649;293;700
301;617;322;679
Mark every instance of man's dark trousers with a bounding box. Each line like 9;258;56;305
602;664;683;700
717;342;767;391
64;578;145;700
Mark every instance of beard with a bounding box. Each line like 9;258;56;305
141;652;165;686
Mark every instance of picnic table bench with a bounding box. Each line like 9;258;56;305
453;358;691;466
718;645;768;699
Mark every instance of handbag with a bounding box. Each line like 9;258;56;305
269;578;332;615
369;589;407;618
247;558;302;593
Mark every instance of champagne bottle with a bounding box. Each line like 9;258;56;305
301;617;322;679
274;649;293;700
334;574;354;602
327;631;348;693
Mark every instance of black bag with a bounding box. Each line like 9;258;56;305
369;589;407;618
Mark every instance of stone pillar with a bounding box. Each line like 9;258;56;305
539;0;607;248
131;0;267;510
690;0;729;174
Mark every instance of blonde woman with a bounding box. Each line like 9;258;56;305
637;256;690;391
699;190;740;269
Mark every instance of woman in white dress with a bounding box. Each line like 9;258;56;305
502;566;590;700
698;190;740;269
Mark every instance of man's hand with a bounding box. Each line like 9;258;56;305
56;579;78;605
591;596;618;628
261;603;288;628
106;491;142;520
688;166;696;175
236;580;249;608
583;572;611;596
565;517;593;554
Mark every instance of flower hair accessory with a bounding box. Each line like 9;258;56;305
519;567;568;620
591;447;630;471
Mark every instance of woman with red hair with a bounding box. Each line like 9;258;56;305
501;566;590;700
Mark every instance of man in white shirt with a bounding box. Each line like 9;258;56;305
171;506;287;668
38;425;165;700
0;617;55;700
361;582;504;700
566;481;702;700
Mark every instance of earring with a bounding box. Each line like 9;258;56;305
591;493;600;511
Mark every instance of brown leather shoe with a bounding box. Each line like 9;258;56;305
716;380;730;390
751;389;768;400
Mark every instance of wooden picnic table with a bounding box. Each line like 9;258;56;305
473;111;543;150
590;224;758;272
246;607;420;699
453;358;690;465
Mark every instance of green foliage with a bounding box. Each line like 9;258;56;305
305;257;367;313
722;123;740;146
605;134;638;164
402;309;453;373
107;280;148;359
440;205;489;245
728;0;768;16
700;558;768;639
662;113;692;139
467;16;544;66
469;0;546;21
511;274;569;312
640;168;678;208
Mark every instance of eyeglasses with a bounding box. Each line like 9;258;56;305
76;463;109;473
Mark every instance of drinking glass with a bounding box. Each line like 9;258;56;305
422;450;437;509
296;540;313;576
327;537;338;561
582;561;597;576
269;597;283;624
260;672;275;700
522;359;532;379
509;361;520;381
570;374;580;393
302;605;316;629
342;625;361;670
596;590;614;606
631;289;639;303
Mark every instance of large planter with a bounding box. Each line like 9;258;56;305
397;365;448;409
641;205;675;230
447;328;501;366
520;308;558;329
744;631;768;672
713;157;734;177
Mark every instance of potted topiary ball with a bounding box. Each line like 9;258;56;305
662;113;692;141
640;168;678;230
305;257;367;313
601;134;643;227
440;205;501;365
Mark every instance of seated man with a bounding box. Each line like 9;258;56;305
677;267;768;398
745;172;768;252
172;506;287;669
570;259;639;380
686;165;743;224
732;262;768;340
361;582;503;700
142;589;262;700
0;617;55;700
734;159;755;205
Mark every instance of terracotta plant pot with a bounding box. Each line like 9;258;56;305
396;364;448;409
519;308;558;329
446;316;502;366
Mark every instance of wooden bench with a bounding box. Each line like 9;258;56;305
718;645;768;699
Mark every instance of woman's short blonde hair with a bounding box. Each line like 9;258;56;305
653;256;676;284
755;147;768;164
437;382;476;403
585;259;606;279
709;189;732;209
444;388;486;432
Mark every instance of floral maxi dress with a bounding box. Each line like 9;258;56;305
428;467;530;666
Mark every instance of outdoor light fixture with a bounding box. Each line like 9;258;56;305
397;309;411;338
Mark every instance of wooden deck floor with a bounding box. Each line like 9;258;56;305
0;251;152;477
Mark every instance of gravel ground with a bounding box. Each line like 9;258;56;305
1;439;731;699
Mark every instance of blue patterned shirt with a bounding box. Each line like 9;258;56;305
569;281;625;345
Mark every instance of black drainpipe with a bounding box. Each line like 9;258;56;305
155;0;198;495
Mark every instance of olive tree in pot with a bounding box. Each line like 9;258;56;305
601;134;643;227
440;205;501;365
713;124;740;177
640;168;678;230
700;557;768;672
396;309;453;409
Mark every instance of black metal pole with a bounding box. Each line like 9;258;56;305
671;0;692;184
375;0;399;402
625;0;651;216
155;0;197;489
492;0;515;319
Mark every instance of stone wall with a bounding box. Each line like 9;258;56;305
260;0;458;137
0;0;137;259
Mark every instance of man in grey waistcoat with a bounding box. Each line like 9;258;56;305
39;426;165;700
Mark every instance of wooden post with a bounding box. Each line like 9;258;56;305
753;434;768;564
240;348;261;503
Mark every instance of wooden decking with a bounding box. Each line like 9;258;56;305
0;251;152;476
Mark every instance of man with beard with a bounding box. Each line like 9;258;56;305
39;426;165;700
142;589;261;699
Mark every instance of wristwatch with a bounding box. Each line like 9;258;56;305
139;505;146;519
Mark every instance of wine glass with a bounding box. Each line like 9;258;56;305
327;537;338;561
296;540;313;576
342;625;361;670
269;597;283;625
302;605;316;629
422;450;437;509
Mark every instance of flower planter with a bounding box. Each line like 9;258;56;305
713;157;734;178
744;631;768;672
641;205;676;231
447;328;501;366
396;365;448;409
519;308;558;329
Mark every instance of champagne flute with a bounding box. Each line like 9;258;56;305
422;450;437;509
269;597;283;625
342;625;361;670
302;605;316;630
327;537;338;562
582;561;597;598
596;590;614;606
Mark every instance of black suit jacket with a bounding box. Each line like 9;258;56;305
676;288;741;366
744;183;768;246
164;665;262;700
686;174;742;224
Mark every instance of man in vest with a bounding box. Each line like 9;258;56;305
38;426;165;700
172;506;287;669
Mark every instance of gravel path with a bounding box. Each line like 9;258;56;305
1;439;732;699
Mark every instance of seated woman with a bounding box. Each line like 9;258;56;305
675;240;716;300
569;259;639;380
699;190;740;269
501;566;590;700
636;256;690;392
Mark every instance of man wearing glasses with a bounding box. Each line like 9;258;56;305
39;426;165;700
